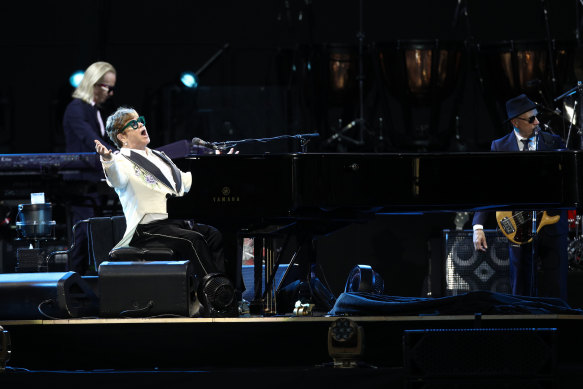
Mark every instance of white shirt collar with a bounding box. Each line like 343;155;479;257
513;128;531;141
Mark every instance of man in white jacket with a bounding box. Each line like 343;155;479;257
94;106;226;278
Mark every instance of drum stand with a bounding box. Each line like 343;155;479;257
324;0;366;148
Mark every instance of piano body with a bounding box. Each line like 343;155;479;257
169;151;583;218
167;151;583;313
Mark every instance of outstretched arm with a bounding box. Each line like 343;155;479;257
95;139;113;161
95;139;128;189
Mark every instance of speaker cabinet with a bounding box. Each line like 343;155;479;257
404;328;557;378
0;271;98;319
98;261;196;317
443;229;510;296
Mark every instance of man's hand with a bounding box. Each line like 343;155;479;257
473;228;488;252
95;140;113;161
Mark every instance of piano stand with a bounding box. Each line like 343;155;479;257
243;221;338;316
249;233;279;315
240;224;292;316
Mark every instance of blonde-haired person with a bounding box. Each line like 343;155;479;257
64;61;117;153
63;61;117;275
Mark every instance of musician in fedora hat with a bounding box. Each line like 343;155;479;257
472;94;569;301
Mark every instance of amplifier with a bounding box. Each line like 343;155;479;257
98;261;197;317
16;248;48;272
443;229;510;296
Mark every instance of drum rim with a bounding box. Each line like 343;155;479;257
376;39;465;50
478;39;577;50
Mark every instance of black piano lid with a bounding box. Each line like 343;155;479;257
168;151;583;220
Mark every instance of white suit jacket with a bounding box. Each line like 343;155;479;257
101;148;192;248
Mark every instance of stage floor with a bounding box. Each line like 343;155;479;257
2;314;583;387
2;314;583;368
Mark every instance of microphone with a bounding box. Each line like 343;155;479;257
534;124;541;134
192;137;219;151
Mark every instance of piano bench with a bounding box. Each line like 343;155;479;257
108;247;175;262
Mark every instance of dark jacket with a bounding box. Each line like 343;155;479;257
472;129;568;236
63;98;116;181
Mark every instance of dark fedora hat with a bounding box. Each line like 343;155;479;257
505;94;537;122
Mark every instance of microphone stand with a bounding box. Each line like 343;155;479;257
195;43;230;78
356;0;365;145
210;133;320;153
324;119;365;146
527;131;545;297
565;100;579;149
553;82;583;103
528;133;541;297
541;0;557;95
530;211;538;296
553;82;583;149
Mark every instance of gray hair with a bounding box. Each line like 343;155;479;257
72;61;116;104
106;107;137;148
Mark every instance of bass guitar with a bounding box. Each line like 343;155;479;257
496;211;560;245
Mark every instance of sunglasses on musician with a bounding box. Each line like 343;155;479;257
97;83;115;93
516;115;538;124
120;116;146;132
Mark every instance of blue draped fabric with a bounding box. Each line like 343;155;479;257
328;291;583;316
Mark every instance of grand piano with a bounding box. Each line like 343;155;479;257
167;151;583;313
168;151;583;218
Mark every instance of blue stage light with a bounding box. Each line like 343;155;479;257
180;72;198;88
69;70;84;88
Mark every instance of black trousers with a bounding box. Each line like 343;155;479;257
508;232;568;301
129;219;227;278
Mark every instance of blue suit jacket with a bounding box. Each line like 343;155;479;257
63;98;115;152
63;98;116;181
472;130;568;236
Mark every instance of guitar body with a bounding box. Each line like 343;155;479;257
496;211;560;245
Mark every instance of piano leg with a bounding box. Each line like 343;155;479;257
249;234;281;316
245;221;339;316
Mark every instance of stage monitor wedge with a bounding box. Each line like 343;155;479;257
0;271;98;320
98;260;197;318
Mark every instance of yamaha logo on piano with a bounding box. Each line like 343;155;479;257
212;186;240;203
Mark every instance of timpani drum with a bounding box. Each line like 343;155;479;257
378;40;463;105
478;40;576;103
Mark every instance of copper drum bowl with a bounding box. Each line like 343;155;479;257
303;43;375;108
377;40;463;105
478;40;576;103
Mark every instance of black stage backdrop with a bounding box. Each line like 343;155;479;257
0;0;580;153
